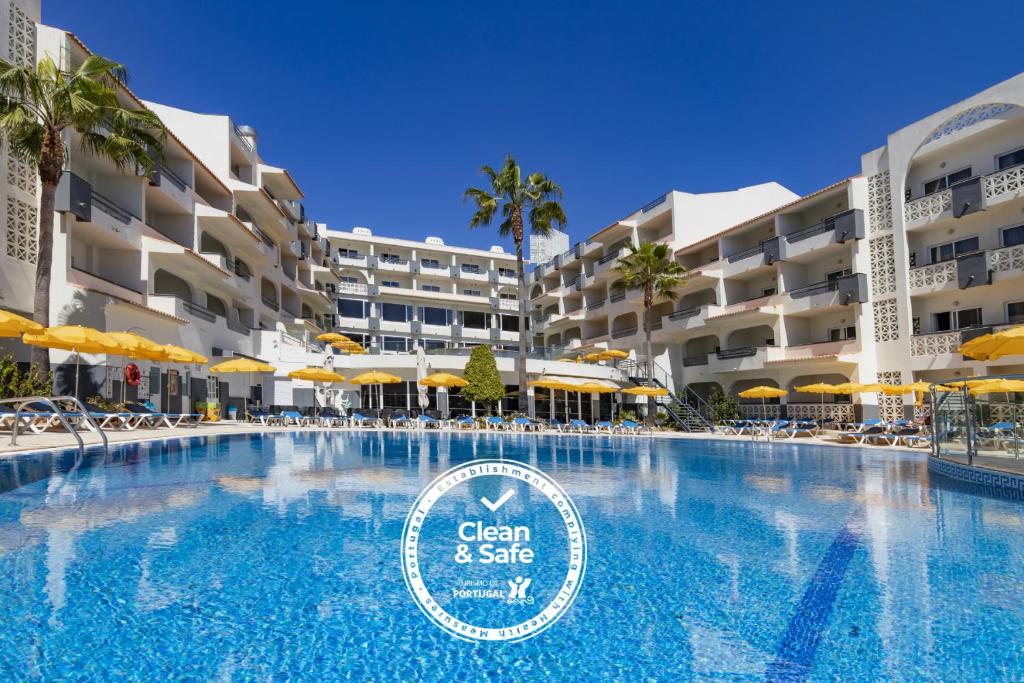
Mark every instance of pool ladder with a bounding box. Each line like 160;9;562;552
0;395;108;455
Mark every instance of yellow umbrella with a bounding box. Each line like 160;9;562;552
959;326;1024;361
738;386;787;399
968;379;1024;395
288;367;346;383
22;325;122;397
350;371;401;411
794;382;842;417
738;386;787;422
289;367;346;417
419;372;468;388
316;332;351;343
575;382;618;393
583;352;602;362
0;309;42;336
600;349;629;360
108;332;167;361
622;386;669;397
210;358;276;410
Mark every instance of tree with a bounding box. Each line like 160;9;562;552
0;54;166;377
0;354;51;400
464;156;565;417
707;384;740;424
613;242;688;425
461;345;505;413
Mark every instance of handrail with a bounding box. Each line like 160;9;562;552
726;243;765;263
2;395;108;453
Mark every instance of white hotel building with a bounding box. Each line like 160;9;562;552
1;0;1024;425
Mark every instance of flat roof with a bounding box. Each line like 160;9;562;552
324;229;516;260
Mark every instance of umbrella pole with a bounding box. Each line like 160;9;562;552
74;350;81;399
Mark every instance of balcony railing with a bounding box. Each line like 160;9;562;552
726;243;764;263
668;306;701;320
261;296;280;311
598;249;623;265
227;318;252;335
183;300;217;323
910;330;962;356
158;163;189;191
91;190;134;224
233;124;253;151
716;346;757;359
586;299;606;311
683;354;709;366
611;325;637;339
70;267;141;294
909;259;957;289
787;279;841;298
609;290;626;303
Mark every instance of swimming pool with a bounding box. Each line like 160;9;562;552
1;432;1022;680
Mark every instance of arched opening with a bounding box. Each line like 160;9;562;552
206;293;227;318
199;232;229;259
611;312;638;338
261;278;278;308
563;327;582;345
234;257;252;280
679;288;717;310
546;333;562;348
649;301;673;328
726;324;774;350
153;268;192;302
530;284;542;299
683;335;719;365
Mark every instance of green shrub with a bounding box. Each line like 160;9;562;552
462;345;505;410
707;385;740;423
0;355;52;400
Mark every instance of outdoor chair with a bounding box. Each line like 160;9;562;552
417;414;441;429
511;417;541;432
779;420;818;439
568;419;592;433
485;416;508;431
453;416;476;430
595;420;615;433
838;425;885;444
617;419;641;434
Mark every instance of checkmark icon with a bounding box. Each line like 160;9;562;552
480;488;515;512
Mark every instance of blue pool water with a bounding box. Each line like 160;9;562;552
1;432;1023;680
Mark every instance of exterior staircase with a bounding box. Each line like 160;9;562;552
620;358;714;432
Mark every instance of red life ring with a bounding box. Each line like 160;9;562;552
125;363;142;387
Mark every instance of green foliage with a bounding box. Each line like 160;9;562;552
463;155;566;241
461;346;505;408
613;242;689;312
618;409;638;424
0;355;52;399
707;385;740;423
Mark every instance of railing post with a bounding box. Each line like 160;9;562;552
963;385;975;466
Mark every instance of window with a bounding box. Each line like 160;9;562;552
421;284;441;292
382;336;409;352
421;258;441;269
1002;225;1024;248
826;268;852;282
337;298;367;319
929;236;979;264
461;264;482;274
420;307;451;326
381;303;410;322
423;339;447;351
500;315;519;332
381;280;400;288
499;292;517;301
934;307;982;332
923;167;972;195
761;287;777;297
379;252;404;264
998;148;1024;171
1008;301;1024;324
462;311;488;329
336;248;360;259
498;267;516;278
828;326;857;341
463;289;482;297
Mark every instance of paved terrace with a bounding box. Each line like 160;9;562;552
0;423;935;458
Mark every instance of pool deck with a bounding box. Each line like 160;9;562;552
0;422;929;458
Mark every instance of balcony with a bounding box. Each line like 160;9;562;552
611;325;637;340
781;209;864;261
662;304;723;334
908;259;958;294
764;340;859;366
709;346;768;373
336;281;369;296
69;267;143;305
491;297;518;312
261;296;280;311
721;237;780;278
458;266;489;282
782;273;867;316
376;256;411;273
335;254;368;269
232;124;254;154
904;164;1024;229
909;244;1024;295
682;354;709;367
586;298;606;312
226;318;253;336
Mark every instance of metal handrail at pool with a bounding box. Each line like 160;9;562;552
1;395;108;454
930;373;1024;472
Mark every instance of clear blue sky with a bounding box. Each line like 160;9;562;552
45;0;1024;252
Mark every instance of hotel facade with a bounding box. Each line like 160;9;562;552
1;0;1024;424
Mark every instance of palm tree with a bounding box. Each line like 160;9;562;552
464;155;566;415
614;242;688;425
0;54;166;377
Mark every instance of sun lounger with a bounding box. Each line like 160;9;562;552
549;419;567;432
568;419;592;433
779;420;818;439
452;415;476;430
484;416;508;431
511;417;542;432
350;412;381;428
417;414;441;429
125;402;201;428
838;425;885;444
595;420;615;433
617;419;641;434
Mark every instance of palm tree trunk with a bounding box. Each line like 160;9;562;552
644;304;655;427
514;236;530;416
31;179;56;381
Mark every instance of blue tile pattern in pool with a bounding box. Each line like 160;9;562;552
1;432;1024;680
